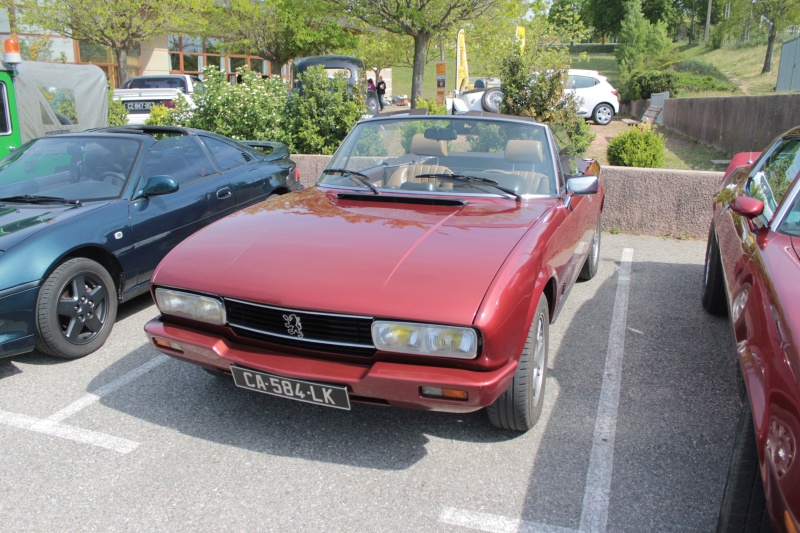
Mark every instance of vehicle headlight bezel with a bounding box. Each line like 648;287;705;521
371;320;479;359
154;288;226;325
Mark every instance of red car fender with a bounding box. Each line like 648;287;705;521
473;204;562;370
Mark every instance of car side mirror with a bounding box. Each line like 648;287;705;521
566;175;599;196
133;175;179;200
730;196;764;218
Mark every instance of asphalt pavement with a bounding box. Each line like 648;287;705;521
0;233;739;532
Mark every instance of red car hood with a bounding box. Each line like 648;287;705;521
154;188;552;326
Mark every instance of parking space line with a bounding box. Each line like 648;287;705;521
439;248;634;533
579;248;634;533
440;508;578;533
47;355;168;423
0;355;168;454
0;410;139;454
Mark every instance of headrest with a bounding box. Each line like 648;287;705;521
505;140;545;165
410;134;448;157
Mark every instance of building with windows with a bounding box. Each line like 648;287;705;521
0;13;277;87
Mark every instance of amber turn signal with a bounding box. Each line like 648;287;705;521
152;337;183;352
420;386;468;401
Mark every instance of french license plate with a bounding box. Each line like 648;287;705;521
125;101;152;111
230;366;351;410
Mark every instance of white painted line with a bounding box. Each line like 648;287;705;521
440;508;578;533
439;249;634;533
0;355;169;454
579;247;634;533
0;410;138;454
47;355;168;423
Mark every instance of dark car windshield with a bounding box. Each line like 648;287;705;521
319;117;555;197
0;136;140;202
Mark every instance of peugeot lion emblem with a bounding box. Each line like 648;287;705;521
283;314;304;338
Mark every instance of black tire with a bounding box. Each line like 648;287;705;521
481;88;503;113
716;401;771;533
702;226;728;316
35;258;118;359
487;293;549;431
591;103;615;125
579;215;602;280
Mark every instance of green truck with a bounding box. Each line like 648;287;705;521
0;39;108;159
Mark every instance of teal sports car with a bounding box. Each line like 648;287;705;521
0;126;300;360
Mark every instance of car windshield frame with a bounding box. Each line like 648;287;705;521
0;135;143;202
317;116;557;199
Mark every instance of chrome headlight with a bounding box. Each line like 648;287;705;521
155;288;225;325
371;321;478;359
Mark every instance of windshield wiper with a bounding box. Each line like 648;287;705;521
323;168;380;195
0;195;81;205
416;173;521;201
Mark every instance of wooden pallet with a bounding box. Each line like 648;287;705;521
621;105;663;126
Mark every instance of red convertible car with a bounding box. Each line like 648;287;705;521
144;112;604;431
703;126;800;531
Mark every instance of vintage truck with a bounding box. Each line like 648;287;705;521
0;38;109;159
112;74;201;125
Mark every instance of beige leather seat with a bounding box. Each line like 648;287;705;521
504;139;551;195
388;134;452;188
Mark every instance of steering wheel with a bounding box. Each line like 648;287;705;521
100;171;127;187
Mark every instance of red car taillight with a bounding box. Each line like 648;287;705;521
162;99;175;108
612;90;618;96
295;168;300;182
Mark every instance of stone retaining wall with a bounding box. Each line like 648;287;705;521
292;154;723;239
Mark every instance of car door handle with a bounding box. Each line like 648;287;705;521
216;187;232;200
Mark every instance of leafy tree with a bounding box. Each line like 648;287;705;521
107;85;128;126
342;29;413;79
329;0;520;107
168;66;290;143
548;0;590;44
19;0;205;85
284;66;365;154
214;0;355;75
582;0;626;42
498;18;594;155
615;0;672;76
756;0;800;73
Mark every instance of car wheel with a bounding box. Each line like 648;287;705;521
702;226;728;316
592;103;615;125
716;400;771;533
481;88;503;113
35;258;118;359
487;293;549;431
579;215;602;280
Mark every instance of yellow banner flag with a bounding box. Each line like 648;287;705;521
516;25;525;53
456;29;469;94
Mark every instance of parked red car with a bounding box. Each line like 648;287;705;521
144;113;604;431
703;126;800;531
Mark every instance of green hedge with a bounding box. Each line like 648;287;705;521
607;123;665;167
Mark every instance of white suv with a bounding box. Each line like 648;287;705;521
565;69;619;126
448;69;620;126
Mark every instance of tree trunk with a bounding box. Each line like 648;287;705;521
7;2;17;38
704;0;712;41
410;32;429;108
762;29;776;74
115;47;129;87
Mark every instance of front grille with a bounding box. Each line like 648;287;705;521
225;298;375;356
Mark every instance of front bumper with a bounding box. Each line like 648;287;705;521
0;282;38;358
145;318;518;413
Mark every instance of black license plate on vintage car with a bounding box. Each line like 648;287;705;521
125;101;152;111
230;366;351;410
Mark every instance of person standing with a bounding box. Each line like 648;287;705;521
376;76;386;110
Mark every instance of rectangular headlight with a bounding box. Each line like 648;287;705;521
371;321;478;359
154;288;226;325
